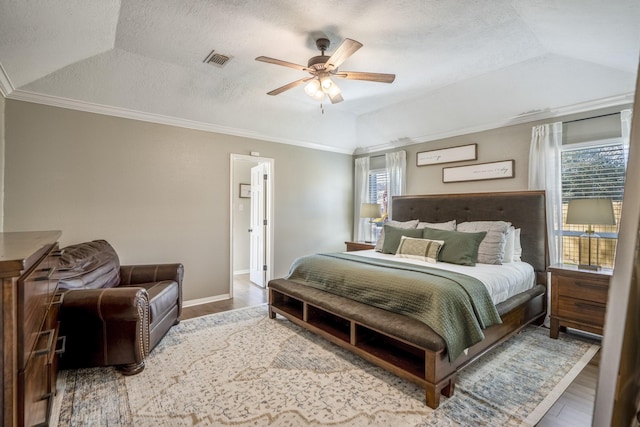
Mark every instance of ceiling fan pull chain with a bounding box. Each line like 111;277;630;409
321;103;324;115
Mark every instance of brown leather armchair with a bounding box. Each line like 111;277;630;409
57;240;183;375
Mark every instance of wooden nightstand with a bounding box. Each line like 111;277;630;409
549;264;612;339
345;241;376;252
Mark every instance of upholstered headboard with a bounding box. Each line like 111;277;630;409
392;190;548;273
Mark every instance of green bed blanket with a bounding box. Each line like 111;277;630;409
285;252;502;362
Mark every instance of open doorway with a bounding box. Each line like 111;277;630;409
230;154;274;298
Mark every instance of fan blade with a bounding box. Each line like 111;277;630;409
325;38;363;71
266;77;313;96
334;71;396;83
255;56;310;72
329;91;344;104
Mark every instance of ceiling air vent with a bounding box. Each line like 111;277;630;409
204;50;231;68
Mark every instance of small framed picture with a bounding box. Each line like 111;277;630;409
239;183;251;198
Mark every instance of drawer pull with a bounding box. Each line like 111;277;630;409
51;292;65;306
37;392;53;403
55;336;66;355
33;389;53;427
575;281;605;290
33;329;55;357
575;302;604;311
33;267;54;281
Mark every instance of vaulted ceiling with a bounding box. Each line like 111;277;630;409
1;1;639;154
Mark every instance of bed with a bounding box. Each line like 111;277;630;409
268;190;548;408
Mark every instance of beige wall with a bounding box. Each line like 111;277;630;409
359;105;630;199
4;100;353;302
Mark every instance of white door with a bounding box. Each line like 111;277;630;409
249;163;269;287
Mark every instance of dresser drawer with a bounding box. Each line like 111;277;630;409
556;275;608;304
557;297;606;327
19;264;55;368
20;343;52;427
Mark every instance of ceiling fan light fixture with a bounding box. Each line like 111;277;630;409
304;79;320;96
320;76;333;90
256;37;395;105
326;82;341;97
312;88;325;101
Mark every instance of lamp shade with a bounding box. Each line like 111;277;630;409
360;203;381;219
566;198;616;225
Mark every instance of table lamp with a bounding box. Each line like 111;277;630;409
360;203;382;243
565;198;616;270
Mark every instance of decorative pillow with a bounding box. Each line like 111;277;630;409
55;240;121;290
513;228;523;262
381;225;424;254
395;236;444;263
503;226;515;263
416;219;456;231
375;219;419;252
422;227;487;266
457;221;511;265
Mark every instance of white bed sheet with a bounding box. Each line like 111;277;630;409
349;249;536;305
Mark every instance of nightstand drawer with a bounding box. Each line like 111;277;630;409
557;297;606;327
556;275;608;304
345;241;376;252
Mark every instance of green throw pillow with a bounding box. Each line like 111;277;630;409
382;225;424;254
421;227;487;266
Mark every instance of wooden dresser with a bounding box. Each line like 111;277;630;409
549;263;612;339
1;231;63;427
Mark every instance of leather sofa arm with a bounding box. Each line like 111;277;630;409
119;263;184;286
62;287;150;322
59;287;150;373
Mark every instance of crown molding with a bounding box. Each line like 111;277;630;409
0;61;14;97
6;89;354;155
354;92;635;155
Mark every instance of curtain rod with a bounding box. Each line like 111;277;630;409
563;112;620;124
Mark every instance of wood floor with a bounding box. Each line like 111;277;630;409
181;275;599;426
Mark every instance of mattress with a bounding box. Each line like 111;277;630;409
351;249;536;305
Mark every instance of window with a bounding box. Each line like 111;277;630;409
561;138;628;268
368;169;388;215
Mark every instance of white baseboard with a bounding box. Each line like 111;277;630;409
233;269;249;275
182;293;231;308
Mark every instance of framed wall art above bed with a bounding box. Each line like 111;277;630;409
442;159;515;183
416;143;477;166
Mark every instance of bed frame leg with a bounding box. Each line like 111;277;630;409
268;305;276;319
442;377;456;397
425;386;440;409
425;376;456;409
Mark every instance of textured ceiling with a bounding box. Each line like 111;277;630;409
1;0;639;153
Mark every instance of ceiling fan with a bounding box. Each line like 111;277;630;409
255;38;395;104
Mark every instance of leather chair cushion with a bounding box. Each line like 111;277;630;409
134;280;180;323
56;240;120;289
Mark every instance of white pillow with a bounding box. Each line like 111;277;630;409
457;221;511;265
503;226;515;263
416;219;456;231
374;219;419;252
513;228;522;262
395;236;444;263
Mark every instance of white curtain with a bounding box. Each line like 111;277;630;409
354;157;370;241
385;150;407;220
528;122;563;266
621;109;632;166
529;122;563;327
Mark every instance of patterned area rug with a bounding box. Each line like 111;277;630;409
50;304;598;427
